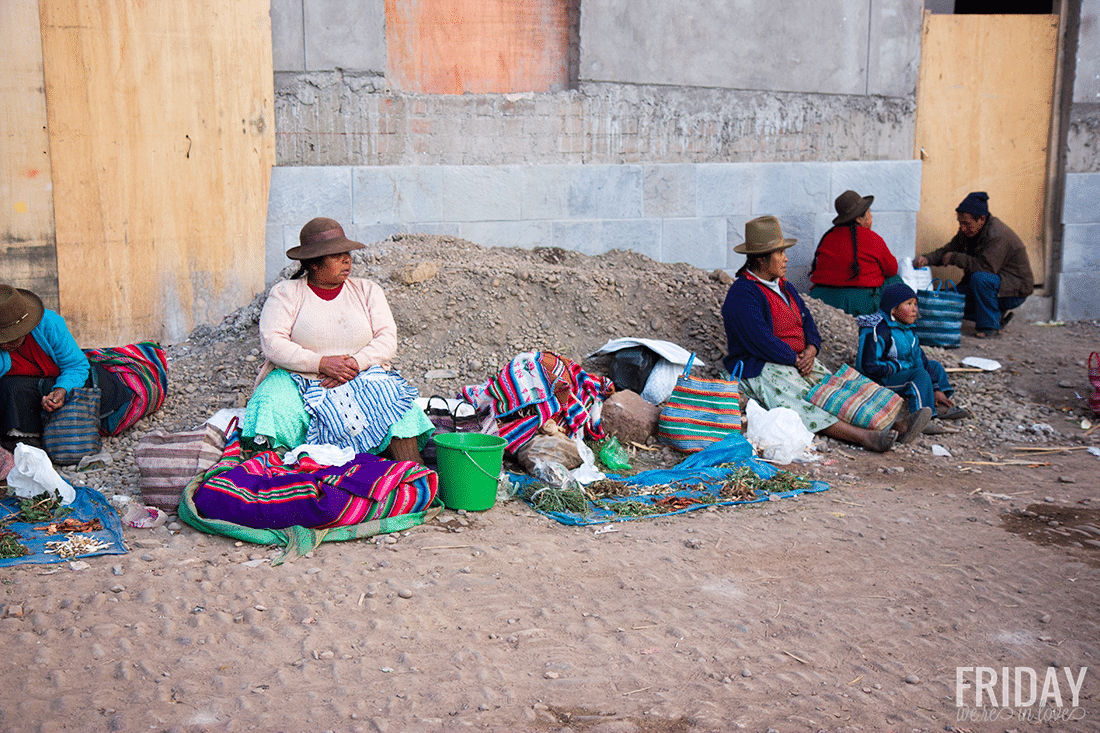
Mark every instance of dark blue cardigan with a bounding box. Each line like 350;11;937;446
721;276;823;378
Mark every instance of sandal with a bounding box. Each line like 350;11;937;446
939;406;972;420
923;422;958;435
973;329;1000;339
895;406;933;444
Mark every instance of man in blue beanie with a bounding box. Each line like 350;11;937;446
914;192;1034;338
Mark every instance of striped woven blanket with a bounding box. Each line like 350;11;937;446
462;352;613;453
193;427;436;530
83;342;168;435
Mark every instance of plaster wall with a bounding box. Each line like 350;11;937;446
579;0;922;99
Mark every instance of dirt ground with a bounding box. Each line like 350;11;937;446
1;236;1099;733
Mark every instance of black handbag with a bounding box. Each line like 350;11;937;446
422;396;484;465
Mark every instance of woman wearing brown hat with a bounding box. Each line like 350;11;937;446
722;216;926;453
807;190;901;316
241;217;432;463
0;284;134;451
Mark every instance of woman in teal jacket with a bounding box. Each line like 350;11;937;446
0;284;131;450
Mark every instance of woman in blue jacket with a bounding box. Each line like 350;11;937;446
0;284;132;451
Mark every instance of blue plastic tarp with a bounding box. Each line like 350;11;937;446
513;432;828;526
0;487;128;567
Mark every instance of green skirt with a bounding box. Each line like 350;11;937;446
242;368;434;453
808;275;902;316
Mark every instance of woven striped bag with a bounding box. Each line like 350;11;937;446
134;422;228;511
41;381;102;465
804;364;903;431
914;279;965;348
657;356;743;453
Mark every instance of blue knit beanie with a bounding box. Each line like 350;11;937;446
880;282;917;316
956;191;990;219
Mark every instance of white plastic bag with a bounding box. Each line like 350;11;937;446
7;443;76;505
744;399;815;465
899;257;933;293
641;358;680;405
570;435;606;485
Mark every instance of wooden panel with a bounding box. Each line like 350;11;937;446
386;0;571;94
914;13;1058;288
39;0;275;347
0;0;58;309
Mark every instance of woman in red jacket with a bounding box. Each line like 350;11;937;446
808;190;901;315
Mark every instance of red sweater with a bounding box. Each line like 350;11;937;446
753;279;806;354
809;225;898;288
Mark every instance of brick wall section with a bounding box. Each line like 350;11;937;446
274;74;916;167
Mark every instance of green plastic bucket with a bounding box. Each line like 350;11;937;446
433;432;507;511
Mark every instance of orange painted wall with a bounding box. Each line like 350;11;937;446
386;0;572;94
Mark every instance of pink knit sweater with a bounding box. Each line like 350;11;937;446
255;278;397;384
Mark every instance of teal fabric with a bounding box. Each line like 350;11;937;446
242;369;309;451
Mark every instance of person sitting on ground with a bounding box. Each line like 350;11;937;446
722;216;930;453
913;191;1033;339
242;217;433;463
808;190;901;316
856;282;971;430
0;284;139;452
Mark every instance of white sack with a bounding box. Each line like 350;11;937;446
7;443;76;505
745;399;815;465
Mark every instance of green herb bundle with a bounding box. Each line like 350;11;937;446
18;492;72;523
0;530;30;559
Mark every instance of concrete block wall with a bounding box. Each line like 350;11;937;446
1058;172;1100;321
1057;0;1100;320
266;160;921;293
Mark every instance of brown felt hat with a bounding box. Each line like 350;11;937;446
733;216;798;255
0;284;45;343
833;189;874;225
285;217;366;260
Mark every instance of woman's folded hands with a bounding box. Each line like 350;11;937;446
318;354;360;388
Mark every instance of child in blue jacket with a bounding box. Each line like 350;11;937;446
856;282;970;422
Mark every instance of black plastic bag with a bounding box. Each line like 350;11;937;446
610;345;660;393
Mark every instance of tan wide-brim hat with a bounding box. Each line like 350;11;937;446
833;189;873;225
0;284;45;343
285;217;367;260
733;215;798;255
